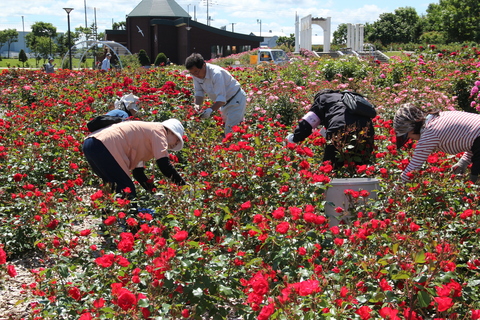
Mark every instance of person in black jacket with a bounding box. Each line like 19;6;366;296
286;89;375;169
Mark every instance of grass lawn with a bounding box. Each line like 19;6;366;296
0;57;97;69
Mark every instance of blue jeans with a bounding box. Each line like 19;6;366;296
83;137;136;198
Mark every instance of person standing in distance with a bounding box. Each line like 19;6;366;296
101;53;111;71
44;57;56;74
185;53;247;136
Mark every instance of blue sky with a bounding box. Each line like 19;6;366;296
0;0;433;41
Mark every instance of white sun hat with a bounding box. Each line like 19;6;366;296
161;119;184;151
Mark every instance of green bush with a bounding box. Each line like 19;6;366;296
138;49;151;66
120;53;141;69
321;57;370;82
154;52;168;66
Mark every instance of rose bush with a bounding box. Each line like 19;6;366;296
0;46;479;319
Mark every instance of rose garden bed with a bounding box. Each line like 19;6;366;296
1;47;480;319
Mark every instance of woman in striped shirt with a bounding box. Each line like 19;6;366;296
393;104;480;183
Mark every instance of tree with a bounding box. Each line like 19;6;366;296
276;34;295;51
55;31;80;60
37;37;57;62
366;7;420;46
112;22;126;30
138;49;151;66
18;49;28;67
26;22;57;58
424;0;480;43
332;24;348;46
0;31;7;56
76;26;94;42
3;29;18;58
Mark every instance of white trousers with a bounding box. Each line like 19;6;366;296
220;89;247;134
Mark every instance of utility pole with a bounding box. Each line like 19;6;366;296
21;16;25;49
257;19;262;37
84;0;88;29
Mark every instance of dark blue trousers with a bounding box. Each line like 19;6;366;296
83;137;136;198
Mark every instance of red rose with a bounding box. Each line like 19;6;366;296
116;288;137;311
46;219;59;229
276;221;290;234
68;286;82;301
95;254;115;268
434;296;454;312
173;230;188;242
356;306;372;320
0;247;6;264
79;229;91;236
7;265;17;277
104;216;116;226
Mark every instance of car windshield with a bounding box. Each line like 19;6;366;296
271;50;288;61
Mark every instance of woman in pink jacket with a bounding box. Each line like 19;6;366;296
83;119;186;199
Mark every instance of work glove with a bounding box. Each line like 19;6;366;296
285;133;295;144
452;159;469;174
199;108;213;119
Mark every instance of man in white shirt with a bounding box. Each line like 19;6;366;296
185;53;247;135
101;53;111;71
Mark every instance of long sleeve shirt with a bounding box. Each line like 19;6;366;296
101;58;110;71
87;121;169;176
401;111;480;181
191;63;241;103
292;91;373;142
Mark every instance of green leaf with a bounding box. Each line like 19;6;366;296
392;271;412;280
138;299;150;308
392;243;399;254
414;251;426;264
58;265;69;278
100;307;115;314
219;284;233;295
417;290;431;308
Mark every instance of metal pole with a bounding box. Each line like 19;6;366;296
84;0;88;29
68;14;72;69
22;16;25;50
64;8;74;69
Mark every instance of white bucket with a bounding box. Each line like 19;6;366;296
324;178;380;227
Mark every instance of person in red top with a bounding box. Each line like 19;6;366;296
394;104;480;183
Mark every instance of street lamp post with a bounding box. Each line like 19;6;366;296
63;8;74;69
257;19;262;37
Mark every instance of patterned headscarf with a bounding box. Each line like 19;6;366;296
393;103;426;136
